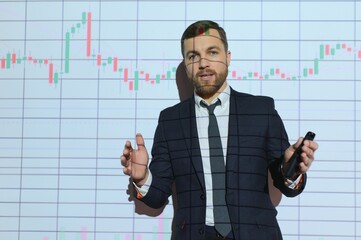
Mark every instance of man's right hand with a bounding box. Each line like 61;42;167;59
120;133;149;186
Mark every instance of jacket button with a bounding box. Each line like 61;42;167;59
200;194;205;200
198;228;204;234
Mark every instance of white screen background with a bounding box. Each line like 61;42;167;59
0;1;360;239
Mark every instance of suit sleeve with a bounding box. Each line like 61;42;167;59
266;98;307;197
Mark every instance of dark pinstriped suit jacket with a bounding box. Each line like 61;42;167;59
137;88;306;240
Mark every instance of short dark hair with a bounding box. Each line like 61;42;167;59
181;20;228;58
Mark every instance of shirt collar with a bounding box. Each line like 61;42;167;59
194;83;230;108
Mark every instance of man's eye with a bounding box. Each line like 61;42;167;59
210;51;218;56
188;54;198;61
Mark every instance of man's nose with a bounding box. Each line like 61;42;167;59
198;57;210;69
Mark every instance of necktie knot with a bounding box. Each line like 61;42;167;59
201;99;221;115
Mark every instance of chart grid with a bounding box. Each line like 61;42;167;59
0;1;360;239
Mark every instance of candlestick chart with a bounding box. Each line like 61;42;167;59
0;1;360;240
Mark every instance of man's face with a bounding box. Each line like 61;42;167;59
183;29;231;100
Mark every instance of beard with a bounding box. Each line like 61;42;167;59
191;67;228;99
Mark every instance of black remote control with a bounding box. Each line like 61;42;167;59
283;131;316;179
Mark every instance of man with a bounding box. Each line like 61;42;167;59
121;20;318;240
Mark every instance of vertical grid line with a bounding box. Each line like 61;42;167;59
18;0;28;239
56;0;65;239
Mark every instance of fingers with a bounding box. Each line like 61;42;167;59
121;134;148;177
135;133;146;151
121;141;132;163
121;134;146;164
292;137;303;150
298;139;318;174
285;136;319;175
121;140;133;176
306;139;319;152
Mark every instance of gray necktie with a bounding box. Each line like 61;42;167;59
201;100;232;237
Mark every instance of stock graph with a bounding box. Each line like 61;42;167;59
0;1;360;240
2;10;361;89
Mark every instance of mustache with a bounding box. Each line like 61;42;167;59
195;69;216;78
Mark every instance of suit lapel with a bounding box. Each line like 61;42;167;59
180;98;206;190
